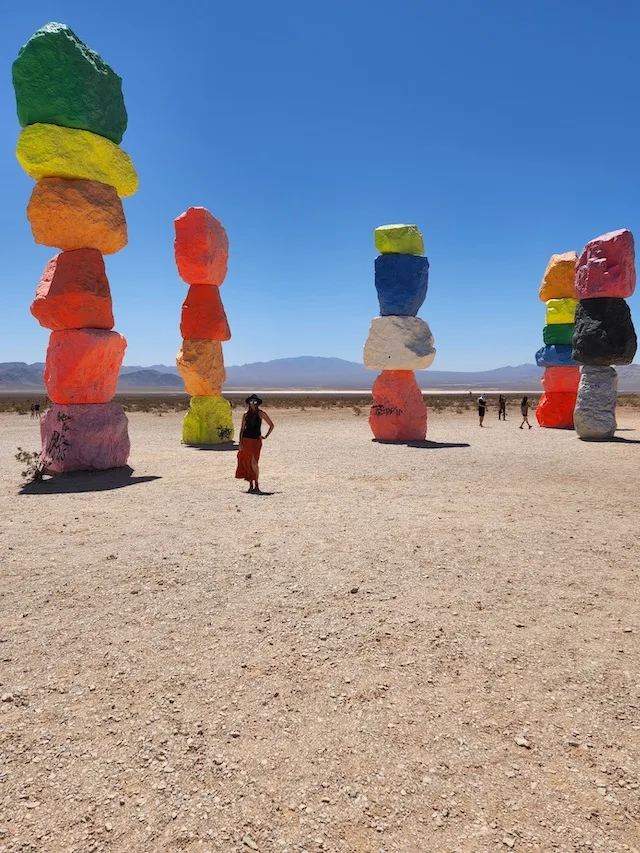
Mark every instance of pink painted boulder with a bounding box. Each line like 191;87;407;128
44;329;126;404
575;229;636;299
40;402;130;472
369;370;427;441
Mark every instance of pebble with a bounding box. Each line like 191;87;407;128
243;836;259;850
350;587;359;594
503;836;515;848
515;736;531;749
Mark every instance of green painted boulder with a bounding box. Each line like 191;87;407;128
543;323;574;346
12;22;127;145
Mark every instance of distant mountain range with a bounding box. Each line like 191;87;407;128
2;356;640;392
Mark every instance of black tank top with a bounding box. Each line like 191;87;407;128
242;412;262;439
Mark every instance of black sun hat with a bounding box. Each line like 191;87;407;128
245;394;263;405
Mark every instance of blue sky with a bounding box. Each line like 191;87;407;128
1;0;639;371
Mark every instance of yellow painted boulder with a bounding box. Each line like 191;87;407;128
374;224;424;256
545;297;577;325
176;339;226;396
182;396;234;445
16;123;138;197
539;252;578;301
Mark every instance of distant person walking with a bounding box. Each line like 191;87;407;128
29;403;35;419
34;401;41;419
235;395;274;493
519;396;533;429
478;394;487;427
498;395;507;420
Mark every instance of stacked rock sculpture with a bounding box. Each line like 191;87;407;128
534;252;580;428
174;207;234;445
364;225;434;441
572;229;637;439
12;23;137;471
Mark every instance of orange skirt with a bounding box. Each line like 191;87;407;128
235;438;262;481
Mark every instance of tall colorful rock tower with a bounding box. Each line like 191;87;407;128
12;23;137;472
572;230;637;439
174;207;235;445
364;224;434;441
534;252;580;428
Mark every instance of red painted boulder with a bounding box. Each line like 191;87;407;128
369;370;427;441
44;329;126;404
541;366;580;393
174;207;229;286
535;391;577;429
575;229;636;299
180;285;230;340
41;402;130;472
31;249;114;330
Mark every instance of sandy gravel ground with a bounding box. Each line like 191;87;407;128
0;408;638;853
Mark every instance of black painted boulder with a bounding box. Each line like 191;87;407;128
572;298;637;366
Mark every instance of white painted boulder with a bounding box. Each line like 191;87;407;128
363;316;436;370
574;365;618;440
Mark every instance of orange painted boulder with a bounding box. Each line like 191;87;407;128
540;366;580;394
180;286;230;340
535;391;577;429
174;207;229;286
44;329;126;404
369;370;427;441
41;402;130;472
31;249;114;330
27;177;127;254
176;339;226;396
538;251;578;301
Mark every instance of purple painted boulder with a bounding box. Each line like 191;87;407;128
40;402;130;472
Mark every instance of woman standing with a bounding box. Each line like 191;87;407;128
235;395;274;493
519;396;533;429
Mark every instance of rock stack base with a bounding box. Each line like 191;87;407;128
574;366;619;440
368;371;427;441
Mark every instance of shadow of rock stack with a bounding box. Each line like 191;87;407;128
363;225;435;441
174;207;235;446
572;230;637;440
534;252;580;428
12;22;137;471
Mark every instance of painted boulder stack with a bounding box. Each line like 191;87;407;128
572;230;637;439
534;252;580;428
12;23;136;471
175;207;234;445
364;225;433;440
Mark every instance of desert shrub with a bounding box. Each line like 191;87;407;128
15;448;44;481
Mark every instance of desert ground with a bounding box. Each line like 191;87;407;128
0;406;638;853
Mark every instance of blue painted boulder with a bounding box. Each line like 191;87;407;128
374;254;429;316
535;344;577;368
